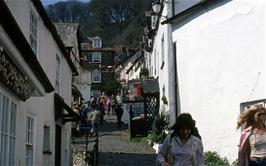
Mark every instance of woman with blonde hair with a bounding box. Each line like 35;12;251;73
237;104;266;166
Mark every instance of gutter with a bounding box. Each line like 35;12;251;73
161;0;211;25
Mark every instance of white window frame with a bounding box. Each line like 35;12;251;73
92;38;102;48
30;10;38;55
92;52;101;63
55;54;61;94
25;115;35;166
240;99;266;130
240;99;266;113
92;70;101;83
0;91;17;166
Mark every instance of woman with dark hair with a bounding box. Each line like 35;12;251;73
157;113;204;166
237;104;266;166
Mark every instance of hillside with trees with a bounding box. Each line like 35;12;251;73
45;0;152;48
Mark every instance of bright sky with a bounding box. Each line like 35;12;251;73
42;0;90;6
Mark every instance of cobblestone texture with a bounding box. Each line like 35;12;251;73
97;114;156;166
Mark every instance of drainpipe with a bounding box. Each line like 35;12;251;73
165;0;177;127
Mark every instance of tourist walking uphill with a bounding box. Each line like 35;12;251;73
89;104;101;136
115;104;124;127
157;113;204;166
237;104;266;166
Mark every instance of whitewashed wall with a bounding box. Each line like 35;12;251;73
6;1;73;165
172;0;265;162
149;2;174;122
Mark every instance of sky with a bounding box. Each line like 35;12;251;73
42;0;90;6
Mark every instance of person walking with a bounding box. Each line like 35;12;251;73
157;113;204;166
89;106;101;136
237;104;266;166
110;94;117;115
98;102;105;125
115;104;124;127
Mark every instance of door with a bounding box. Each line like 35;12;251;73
55;125;62;166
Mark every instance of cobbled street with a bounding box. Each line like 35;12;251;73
97;114;156;166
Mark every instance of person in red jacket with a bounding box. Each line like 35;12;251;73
237;104;266;166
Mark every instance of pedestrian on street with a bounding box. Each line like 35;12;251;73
98;102;105;125
115;104;124;127
157;113;204;166
110;94;117;115
89;106;101;136
116;93;122;105
107;96;111;115
237;104;266;166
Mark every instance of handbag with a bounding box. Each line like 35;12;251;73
167;135;173;166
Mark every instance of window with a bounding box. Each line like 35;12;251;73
43;126;51;154
92;70;101;83
92;38;102;48
239;99;266;130
26;116;34;166
240;99;266;114
30;11;38;55
55;55;61;93
92;52;101;63
91;90;101;97
0;93;17;166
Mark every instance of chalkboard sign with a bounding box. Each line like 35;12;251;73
128;102;144;118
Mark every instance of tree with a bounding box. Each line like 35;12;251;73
102;79;121;96
45;0;153;47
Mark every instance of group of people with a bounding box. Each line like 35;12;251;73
156;104;266;166
75;93;124;136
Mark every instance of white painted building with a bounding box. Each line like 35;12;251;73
1;0;78;165
147;0;265;162
118;48;143;82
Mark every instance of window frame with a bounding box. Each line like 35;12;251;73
29;10;38;55
25;115;35;166
92;52;101;63
240;99;266;113
55;54;61;94
43;125;51;154
0;91;17;166
92;70;101;83
240;99;266;130
92;39;102;48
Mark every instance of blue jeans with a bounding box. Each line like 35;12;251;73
249;160;266;166
91;122;99;135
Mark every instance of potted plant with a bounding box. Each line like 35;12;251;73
146;113;168;153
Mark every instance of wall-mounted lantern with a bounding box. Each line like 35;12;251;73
152;2;161;14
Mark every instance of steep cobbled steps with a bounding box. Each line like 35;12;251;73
97;114;156;166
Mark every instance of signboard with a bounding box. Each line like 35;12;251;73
126;102;144;117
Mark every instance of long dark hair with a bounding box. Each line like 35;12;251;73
171;113;201;139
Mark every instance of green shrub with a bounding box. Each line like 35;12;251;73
146;113;168;145
204;151;230;166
